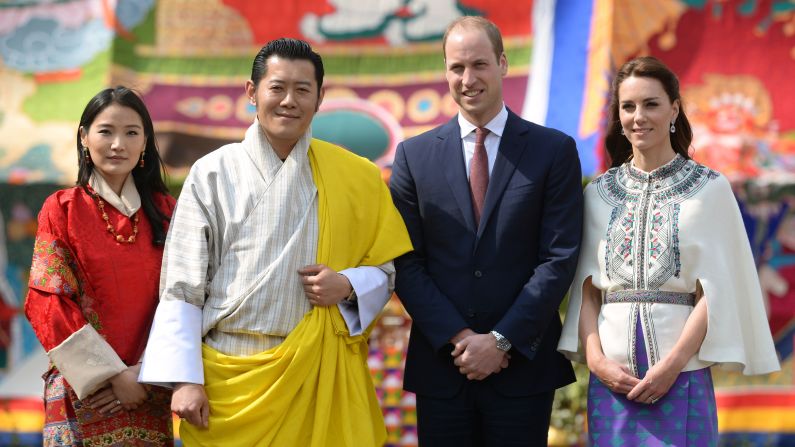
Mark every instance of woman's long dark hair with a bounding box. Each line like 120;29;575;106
76;86;170;245
605;56;694;168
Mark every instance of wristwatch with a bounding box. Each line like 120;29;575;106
340;272;357;303
345;288;357;303
490;330;512;352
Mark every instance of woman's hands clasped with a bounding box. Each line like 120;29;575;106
591;354;679;405
589;355;640;395
84;364;148;415
626;356;680;405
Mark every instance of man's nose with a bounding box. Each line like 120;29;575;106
281;90;297;107
462;68;476;87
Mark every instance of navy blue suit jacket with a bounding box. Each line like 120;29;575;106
390;110;582;398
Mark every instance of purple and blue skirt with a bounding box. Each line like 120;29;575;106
587;320;718;446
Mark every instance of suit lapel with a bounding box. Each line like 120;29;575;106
437;120;477;233
477;112;529;239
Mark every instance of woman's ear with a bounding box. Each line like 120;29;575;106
79;126;88;147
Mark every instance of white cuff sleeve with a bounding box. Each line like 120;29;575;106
48;324;127;400
139;300;204;387
337;266;390;335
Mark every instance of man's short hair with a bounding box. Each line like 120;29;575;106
250;38;324;93
442;16;504;62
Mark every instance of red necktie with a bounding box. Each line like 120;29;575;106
470;127;490;225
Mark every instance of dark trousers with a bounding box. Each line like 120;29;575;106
415;380;555;447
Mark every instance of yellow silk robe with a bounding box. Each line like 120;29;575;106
181;139;412;447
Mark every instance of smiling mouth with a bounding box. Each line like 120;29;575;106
462;89;482;98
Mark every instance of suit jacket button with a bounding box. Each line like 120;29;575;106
474;270;482;278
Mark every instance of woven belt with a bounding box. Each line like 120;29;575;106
604;290;696;306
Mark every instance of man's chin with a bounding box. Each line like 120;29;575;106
264;129;305;144
462;100;486;113
264;124;300;137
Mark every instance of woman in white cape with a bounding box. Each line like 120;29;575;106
558;56;779;446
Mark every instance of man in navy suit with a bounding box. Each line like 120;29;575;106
390;16;583;446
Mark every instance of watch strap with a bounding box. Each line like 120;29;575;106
490;330;512;352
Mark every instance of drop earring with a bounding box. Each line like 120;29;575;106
139;151;145;168
670;122;676;133
620;127;625;135
83;146;92;166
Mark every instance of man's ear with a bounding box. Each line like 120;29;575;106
315;86;326;112
245;80;257;105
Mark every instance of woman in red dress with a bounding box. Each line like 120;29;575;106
25;87;176;446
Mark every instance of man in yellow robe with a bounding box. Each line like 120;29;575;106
139;38;412;447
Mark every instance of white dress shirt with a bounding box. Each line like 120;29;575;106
458;105;508;179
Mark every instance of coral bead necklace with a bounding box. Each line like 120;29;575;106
96;196;139;244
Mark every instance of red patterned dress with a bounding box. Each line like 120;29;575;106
25;185;176;447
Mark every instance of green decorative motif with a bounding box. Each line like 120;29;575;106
22;50;110;123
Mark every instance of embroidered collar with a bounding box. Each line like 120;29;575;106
597;154;718;207
625;154;688;183
88;171;141;217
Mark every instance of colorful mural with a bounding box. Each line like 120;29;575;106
114;0;533;170
0;0;155;184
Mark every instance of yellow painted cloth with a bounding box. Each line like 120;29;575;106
181;139;412;447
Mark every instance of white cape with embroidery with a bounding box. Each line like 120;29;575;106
558;155;779;375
